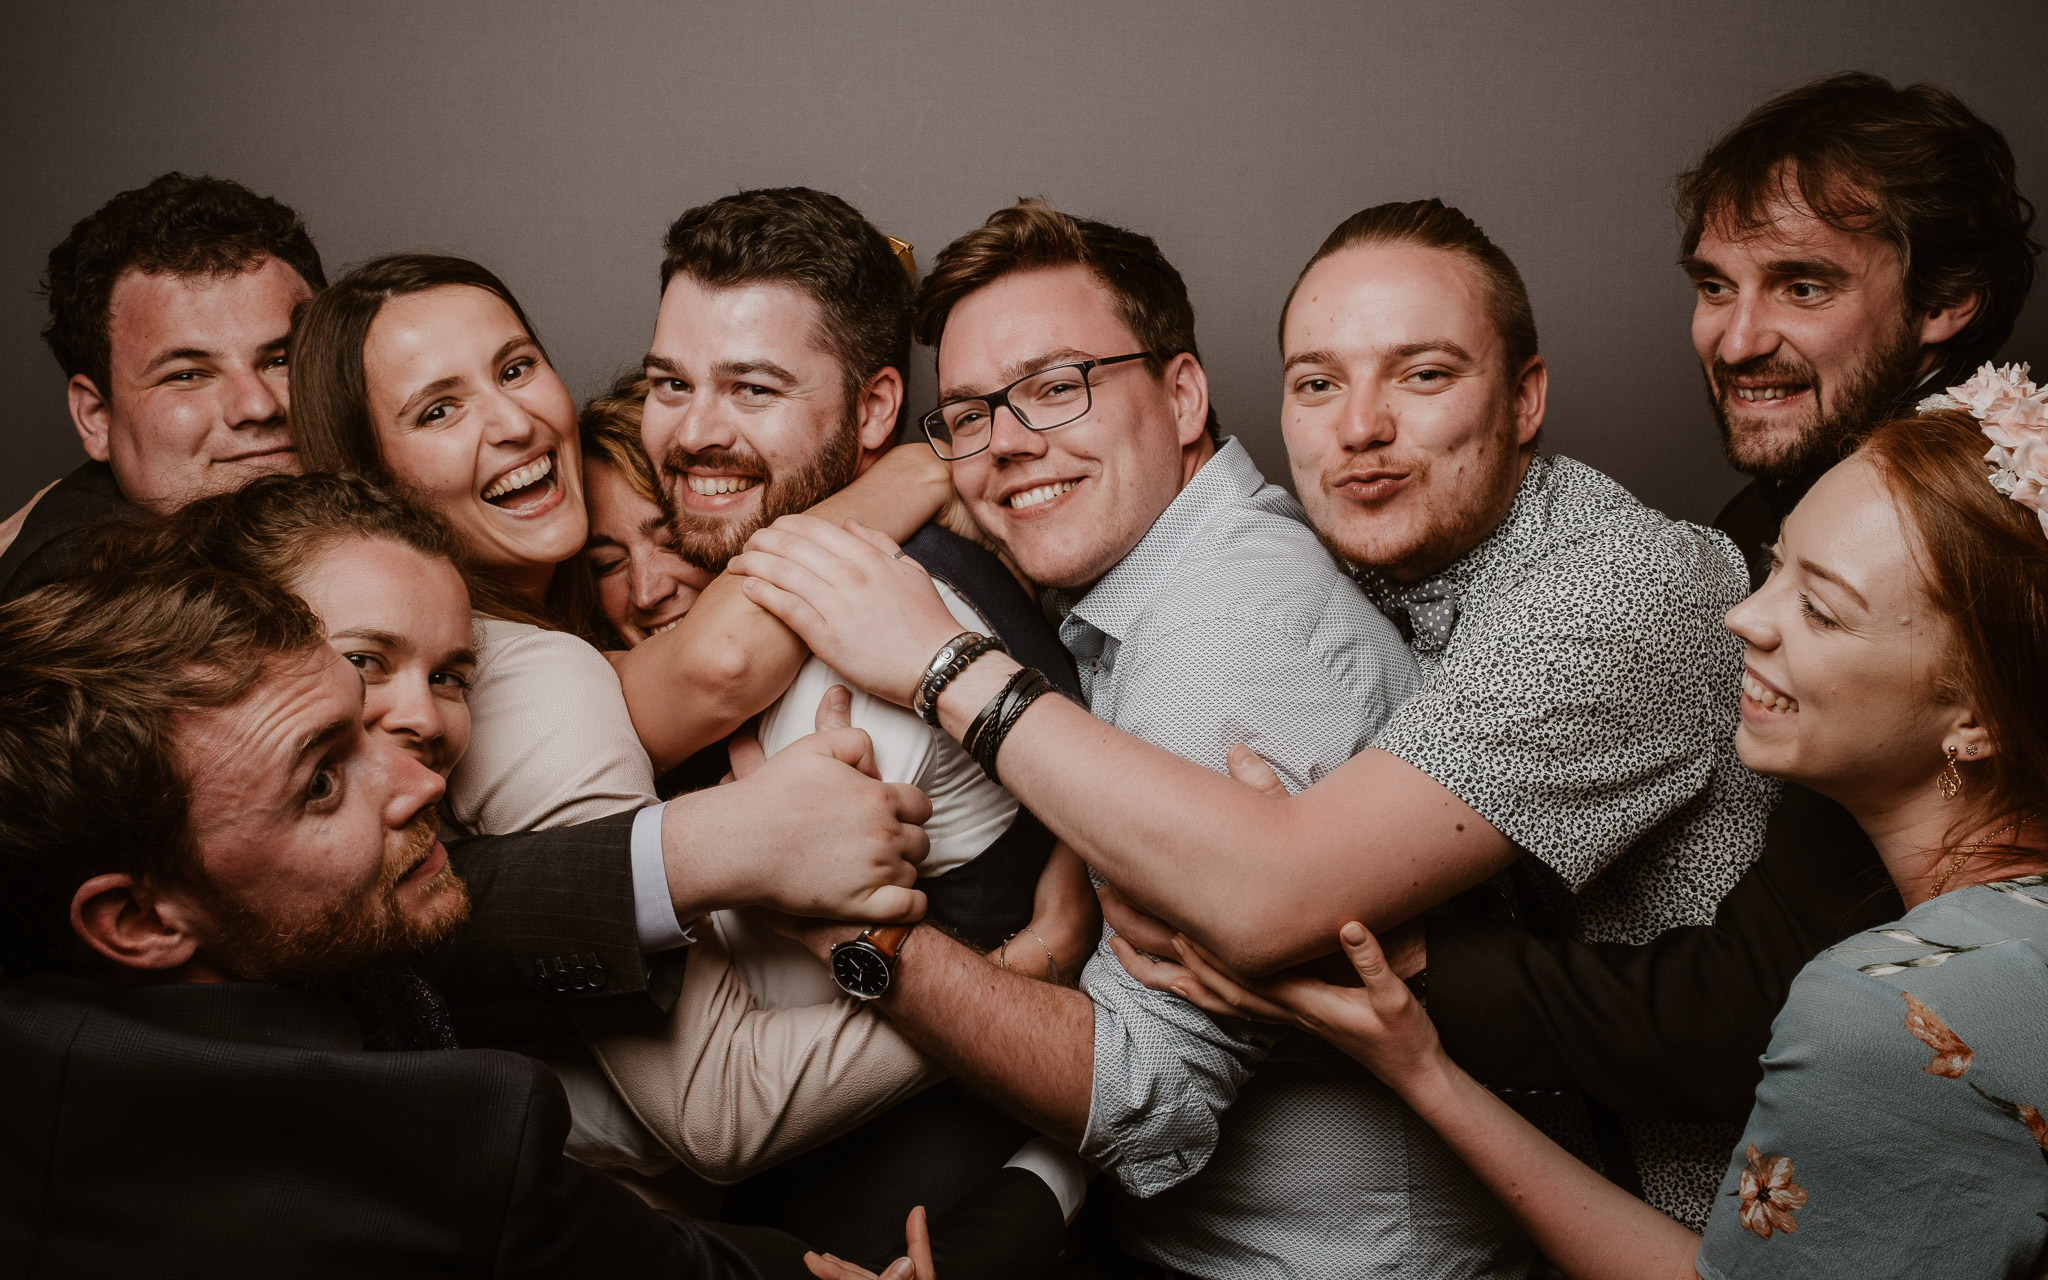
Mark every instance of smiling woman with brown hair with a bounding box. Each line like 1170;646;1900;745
1171;400;2048;1279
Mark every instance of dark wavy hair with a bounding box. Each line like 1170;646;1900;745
0;566;323;975
914;197;1220;443
285;253;602;639
1858;410;2048;859
40;172;326;397
661;187;913;416
1678;73;2039;373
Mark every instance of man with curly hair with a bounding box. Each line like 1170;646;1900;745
0;171;324;599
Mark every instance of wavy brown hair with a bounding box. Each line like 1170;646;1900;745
1859;410;2048;857
1678;73;2038;375
0;567;323;974
286;252;602;639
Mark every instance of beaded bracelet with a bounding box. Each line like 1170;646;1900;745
913;632;1006;726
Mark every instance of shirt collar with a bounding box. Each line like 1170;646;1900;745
1046;438;1266;643
1353;453;1554;635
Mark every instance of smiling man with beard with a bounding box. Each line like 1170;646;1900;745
627;187;1087;1268
1680;72;2039;586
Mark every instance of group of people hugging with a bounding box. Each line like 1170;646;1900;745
2;70;2046;1280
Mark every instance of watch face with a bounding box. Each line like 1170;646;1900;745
832;942;892;1000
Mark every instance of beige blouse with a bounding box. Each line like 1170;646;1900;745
449;613;933;1178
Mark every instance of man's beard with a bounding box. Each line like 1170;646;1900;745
193;812;471;985
1707;325;1922;483
660;407;863;572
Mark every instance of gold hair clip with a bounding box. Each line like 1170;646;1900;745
888;236;916;281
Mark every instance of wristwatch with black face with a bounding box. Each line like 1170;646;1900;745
830;924;913;1000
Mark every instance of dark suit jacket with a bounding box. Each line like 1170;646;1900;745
0;972;812;1279
1421;476;1903;1125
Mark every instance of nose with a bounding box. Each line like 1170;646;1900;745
369;674;444;761
226;361;288;429
1335;384;1398;451
629;552;679;613
379;732;447;830
1716;292;1783;368
1723;577;1781;651
987;401;1049;463
481;387;539;450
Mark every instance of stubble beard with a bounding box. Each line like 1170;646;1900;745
193;811;471;985
1708;323;1924;484
660;406;864;573
1313;422;1527;583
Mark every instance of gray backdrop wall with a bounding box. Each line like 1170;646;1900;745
2;0;2042;521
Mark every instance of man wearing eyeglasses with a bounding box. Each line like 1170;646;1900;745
746;200;1536;1278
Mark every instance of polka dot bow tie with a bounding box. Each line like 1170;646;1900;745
1383;579;1459;652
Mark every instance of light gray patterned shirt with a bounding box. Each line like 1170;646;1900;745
1059;440;1536;1279
1359;453;1779;1229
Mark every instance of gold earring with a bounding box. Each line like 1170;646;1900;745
1938;745;1963;801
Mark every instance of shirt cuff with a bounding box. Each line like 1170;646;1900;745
629;802;696;952
1003;1137;1088;1224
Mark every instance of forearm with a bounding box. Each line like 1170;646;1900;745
879;925;1094;1146
616;573;807;771
615;447;952;771
1400;1059;1702;1280
813;442;952;542
931;658;1507;973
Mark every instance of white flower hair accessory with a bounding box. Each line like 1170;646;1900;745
1918;361;2048;537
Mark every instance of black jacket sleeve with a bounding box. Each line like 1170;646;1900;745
1426;785;1900;1124
499;1066;813;1280
424;810;656;1008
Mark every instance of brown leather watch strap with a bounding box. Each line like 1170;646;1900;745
866;924;913;959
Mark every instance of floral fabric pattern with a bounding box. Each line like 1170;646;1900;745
1694;878;2048;1279
1733;1144;1806;1239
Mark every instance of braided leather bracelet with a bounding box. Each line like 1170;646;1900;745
913;632;1006;726
966;667;1054;777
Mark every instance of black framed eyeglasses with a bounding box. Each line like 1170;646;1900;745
920;352;1156;461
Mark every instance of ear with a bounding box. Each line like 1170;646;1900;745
1918;292;1983;352
1943;709;1996;768
854;366;905;453
68;374;114;462
70;873;205;974
1166;352;1211;450
1510;355;1548;448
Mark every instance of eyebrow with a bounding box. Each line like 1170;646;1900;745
1679;253;1852;285
1284;340;1474;372
140;346;215;377
291;717;353;775
1798;557;1870;611
394;335;533;421
939;348;1093;404
329;626;406;648
713;358;798;384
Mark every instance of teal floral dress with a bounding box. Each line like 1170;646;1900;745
1695;876;2048;1278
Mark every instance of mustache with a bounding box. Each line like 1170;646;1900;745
1710;353;1817;389
384;810;442;889
660;445;769;481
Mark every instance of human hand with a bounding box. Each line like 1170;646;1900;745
729;515;969;707
1175;922;1450;1099
667;684;932;922
805;1204;935;1280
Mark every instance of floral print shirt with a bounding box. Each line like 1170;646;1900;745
1695;876;2048;1278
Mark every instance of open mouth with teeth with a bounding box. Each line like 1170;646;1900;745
1742;671;1799;714
1729;383;1811;406
482;450;560;512
1007;479;1080;510
686;474;762;497
648;618;682;637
